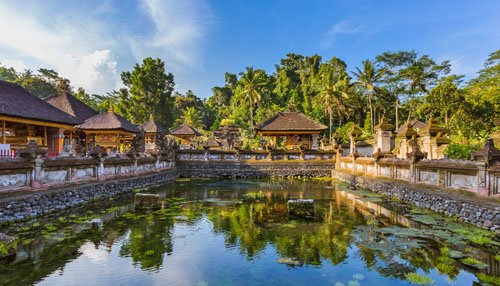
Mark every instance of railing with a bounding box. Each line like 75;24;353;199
0;149;15;159
176;149;337;162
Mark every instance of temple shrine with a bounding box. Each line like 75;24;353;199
255;112;327;150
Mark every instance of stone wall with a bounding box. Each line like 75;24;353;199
177;161;335;178
0;170;177;224
332;170;500;231
335;155;498;196
0;155;175;192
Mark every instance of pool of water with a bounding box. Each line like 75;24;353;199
0;179;499;286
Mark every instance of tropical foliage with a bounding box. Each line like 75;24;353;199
1;49;498;147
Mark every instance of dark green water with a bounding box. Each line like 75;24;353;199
0;179;499;286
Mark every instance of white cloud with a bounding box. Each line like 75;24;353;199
134;0;212;72
0;0;212;95
0;2;119;94
327;20;360;35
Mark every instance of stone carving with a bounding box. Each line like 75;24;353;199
89;145;107;159
17;141;47;160
407;136;425;163
473;138;500;165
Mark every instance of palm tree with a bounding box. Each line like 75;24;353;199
177;107;203;129
352;60;385;133
238;67;266;133
319;74;349;142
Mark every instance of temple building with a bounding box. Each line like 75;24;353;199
77;106;139;154
169;124;202;149
255;112;327;150
418;117;450;159
214;122;241;150
45;88;99;154
140;117;169;153
396;119;426;135
0;80;81;155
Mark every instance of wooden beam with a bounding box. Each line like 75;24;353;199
44;126;47;146
1;121;5;144
0;115;75;130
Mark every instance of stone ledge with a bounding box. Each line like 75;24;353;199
0;169;178;224
332;170;500;230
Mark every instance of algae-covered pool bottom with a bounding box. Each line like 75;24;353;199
0;179;499;286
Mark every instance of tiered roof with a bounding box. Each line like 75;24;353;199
45;92;98;122
78;107;139;133
0;80;81;125
255;112;327;132
170;124;201;136
140;120;169;134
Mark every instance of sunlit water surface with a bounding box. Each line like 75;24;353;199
0;179;498;286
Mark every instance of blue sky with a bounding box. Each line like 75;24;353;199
0;0;498;98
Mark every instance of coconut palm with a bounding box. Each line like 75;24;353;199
176;107;204;129
237;67;266;133
352;60;385;133
319;73;349;142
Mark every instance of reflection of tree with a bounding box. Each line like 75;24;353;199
119;215;175;270
200;198;365;265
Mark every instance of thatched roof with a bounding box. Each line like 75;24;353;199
170;124;201;136
396;120;426;134
78;108;139;133
140;120;169;134
0;80;81;125
255;112;327;132
45;92;98;122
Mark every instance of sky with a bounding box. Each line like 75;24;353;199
0;0;499;98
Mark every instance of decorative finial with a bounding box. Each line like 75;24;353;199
149;113;154;121
108;105;114;113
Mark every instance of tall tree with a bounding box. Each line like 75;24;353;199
375;51;417;129
400;55;450;120
317;57;350;142
236;67;266;133
352;60;385;133
121;57;175;127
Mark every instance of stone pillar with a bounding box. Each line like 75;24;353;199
374;116;395;154
33;157;44;188
418;117;449;159
98;157;105;178
311;134;319;150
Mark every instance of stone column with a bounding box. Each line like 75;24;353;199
311;134;319;150
374;116;395;154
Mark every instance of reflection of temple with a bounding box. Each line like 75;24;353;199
0;80;81;155
77;106;139;153
255;112;327;150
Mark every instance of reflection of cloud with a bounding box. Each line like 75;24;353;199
79;241;109;265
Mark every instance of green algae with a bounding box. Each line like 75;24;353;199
405;272;435;285
461;257;488;270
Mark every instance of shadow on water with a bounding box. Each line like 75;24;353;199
0;178;499;286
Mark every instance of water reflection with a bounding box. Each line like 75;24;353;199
0;179;498;286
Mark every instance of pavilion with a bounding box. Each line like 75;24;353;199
140;117;169;153
45;88;98;154
254;112;327;150
77;106;139;154
0;80;81;155
169;124;202;149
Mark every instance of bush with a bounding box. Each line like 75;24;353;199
444;143;478;160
